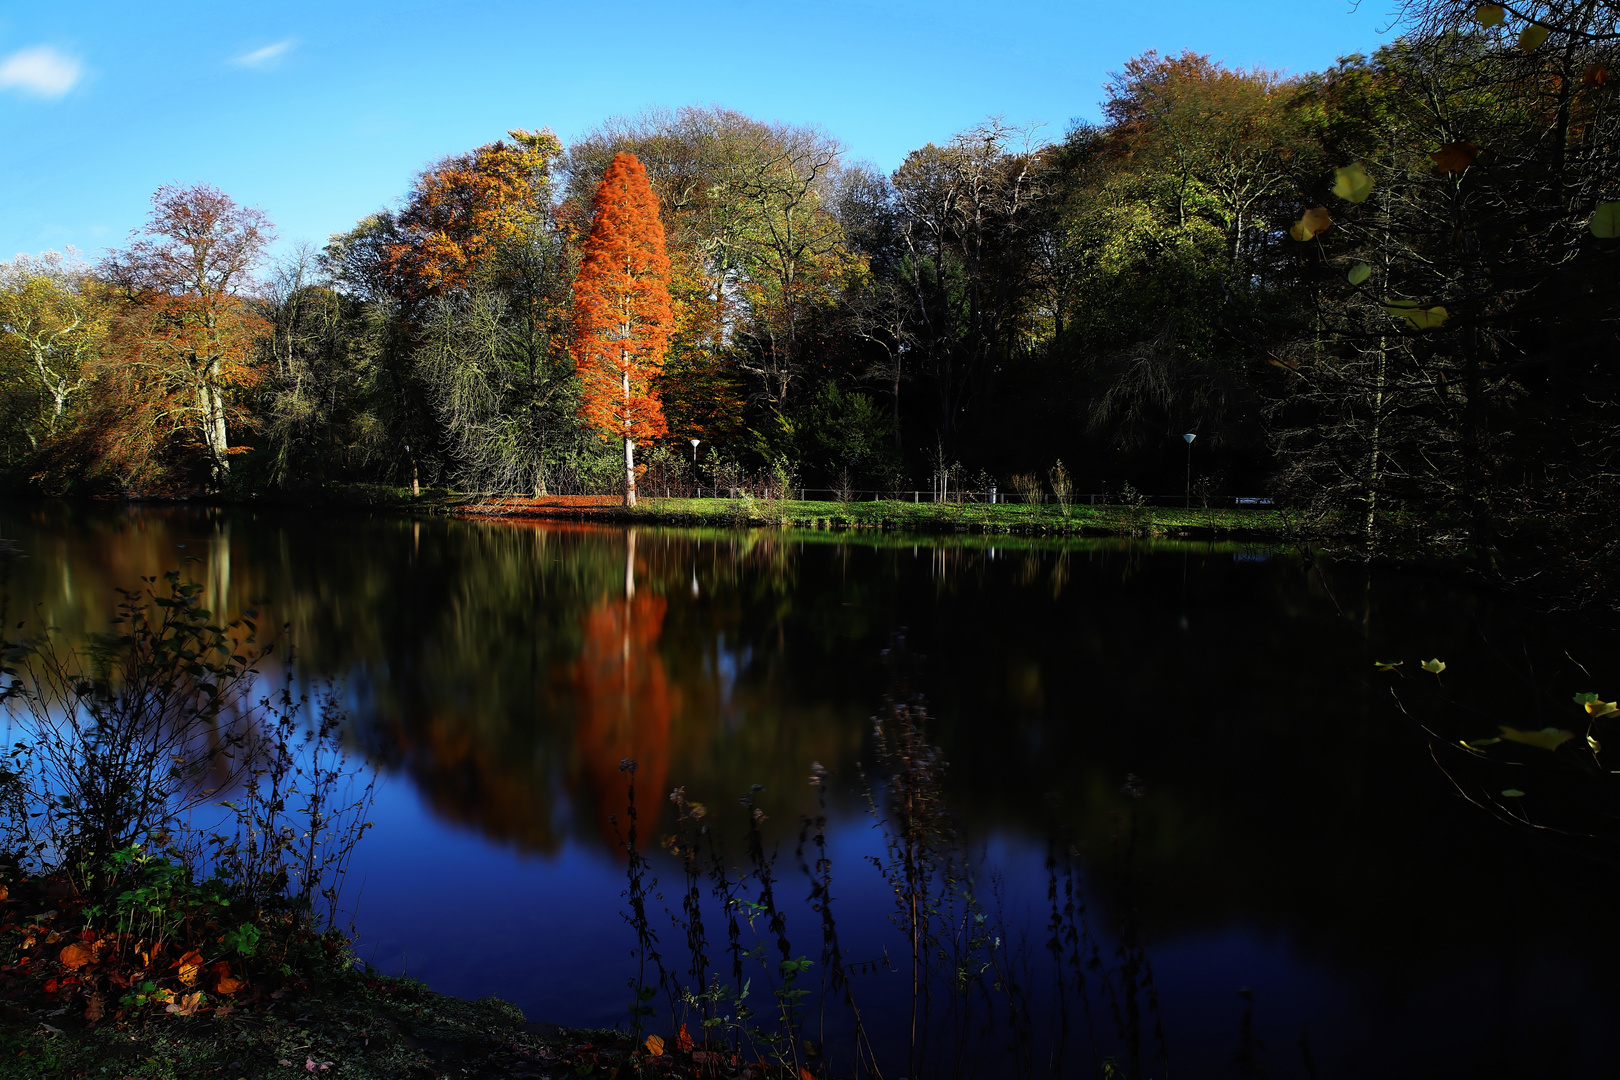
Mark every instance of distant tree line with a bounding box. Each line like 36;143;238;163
3;2;1619;563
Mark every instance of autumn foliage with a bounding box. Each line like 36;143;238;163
572;153;674;506
380;129;562;307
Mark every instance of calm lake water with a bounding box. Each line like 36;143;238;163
2;499;1618;1078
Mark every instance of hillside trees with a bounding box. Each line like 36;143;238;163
572;152;675;507
1271;23;1620;560
889;121;1047;454
97;184;274;491
566;109;850;453
323;129;588;493
0;251;106;468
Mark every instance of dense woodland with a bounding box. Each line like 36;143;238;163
3;2;1620;564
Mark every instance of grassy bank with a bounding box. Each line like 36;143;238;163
275;485;1303;538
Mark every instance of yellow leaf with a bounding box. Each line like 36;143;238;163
1289;220;1316;242
1585;699;1619;718
1385;302;1449;330
1498;725;1576;751
1331;163;1374;203
175;949;204;987
645;1035;665;1057
1520;23;1550;50
1420;658;1446;674
1589;734;1603;752
1475;4;1505;26
1590;202;1620;239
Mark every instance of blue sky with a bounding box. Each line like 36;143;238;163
2;0;1405;264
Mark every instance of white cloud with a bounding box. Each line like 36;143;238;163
233;39;296;69
0;46;83;99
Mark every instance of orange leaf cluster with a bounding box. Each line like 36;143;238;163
572;153;675;448
383;130;561;306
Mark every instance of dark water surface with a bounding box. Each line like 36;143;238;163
3;499;1618;1078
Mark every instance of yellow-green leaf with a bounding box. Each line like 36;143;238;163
1331;163;1374;203
1462;737;1501;749
1498;725;1576;751
1385;302;1449;330
1374;659;1403;670
1590;202;1620;239
1501;788;1525;797
1420;658;1446;674
1348;262;1372;286
1589;734;1603;752
1520;23;1550;50
1475;4;1505;27
1585;699;1619;718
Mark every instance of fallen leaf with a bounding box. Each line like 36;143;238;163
1584;63;1608;85
1475;4;1505;27
1431;141;1479;173
1331;163;1374;202
1348;262;1372;286
1498;725;1576;751
84;994;104;1022
1585;699;1619;718
305;1060;333;1072
1420;658;1447;674
58;943;94;971
1520;22;1550;50
677;1023;695;1053
1302;205;1332;234
1462;737;1501;749
165;991;203;1017
1589;735;1603;752
175;949;204;987
1374;659;1403;670
645;1035;665;1057
1502;788;1526;797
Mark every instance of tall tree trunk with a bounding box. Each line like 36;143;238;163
623;367;637;508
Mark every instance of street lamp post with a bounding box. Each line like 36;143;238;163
690;439;701;498
690;438;700;465
1182;433;1196;508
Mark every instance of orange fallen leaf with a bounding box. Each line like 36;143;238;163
800;1068;816;1080
165;990;203;1017
174;949;204;987
84;994;104;1022
1431;142;1479;173
645;1034;665;1056
1585;63;1608;85
676;1023;695;1052
59;943;94;970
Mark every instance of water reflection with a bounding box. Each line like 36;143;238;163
4;499;1620;1076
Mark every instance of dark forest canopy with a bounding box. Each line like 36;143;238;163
4;4;1620;586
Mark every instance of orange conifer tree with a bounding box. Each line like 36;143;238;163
572;152;673;506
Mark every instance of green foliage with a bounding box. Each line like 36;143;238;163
798;381;896;486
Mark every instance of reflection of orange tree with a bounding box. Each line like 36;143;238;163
573;537;677;845
574;596;675;842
